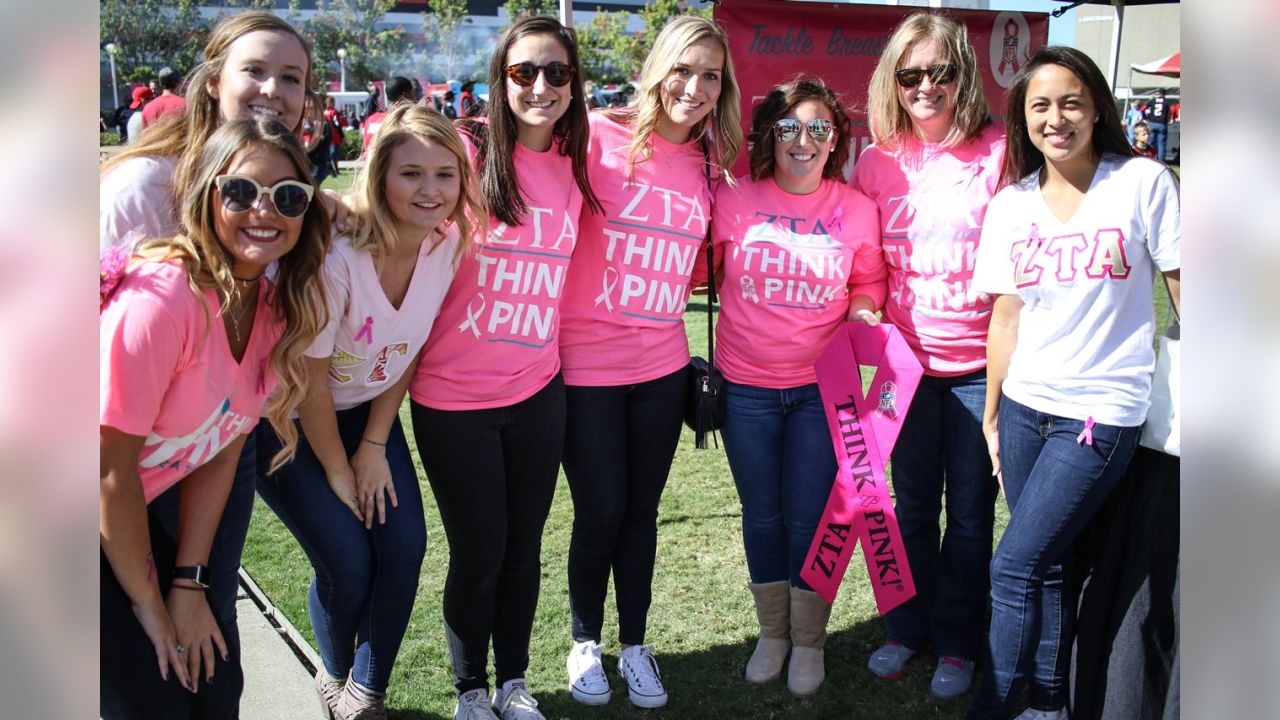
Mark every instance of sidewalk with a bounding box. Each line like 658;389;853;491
237;569;325;720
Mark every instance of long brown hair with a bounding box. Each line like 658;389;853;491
102;12;321;210
607;15;743;180
135;118;330;472
349;103;487;263
998;46;1134;188
866;12;991;151
460;16;601;227
748;77;852;183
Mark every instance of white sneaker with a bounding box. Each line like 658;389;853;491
566;640;612;705
454;688;499;720
617;644;668;708
1015;709;1066;720
492;679;545;720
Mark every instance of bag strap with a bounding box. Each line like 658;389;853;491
701;132;716;362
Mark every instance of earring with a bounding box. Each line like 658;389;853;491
1094;116;1100;123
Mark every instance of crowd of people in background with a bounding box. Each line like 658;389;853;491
100;9;1180;720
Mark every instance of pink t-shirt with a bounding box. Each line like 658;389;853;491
100;261;282;503
308;232;461;411
409;132;584;410
851;124;1005;376
712;177;887;388
559;112;710;386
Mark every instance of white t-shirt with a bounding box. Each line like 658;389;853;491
100;155;180;253
307;232;462;411
972;155;1179;426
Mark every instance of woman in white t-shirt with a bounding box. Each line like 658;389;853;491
966;46;1180;720
255;104;483;720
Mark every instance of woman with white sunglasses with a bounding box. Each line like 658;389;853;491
711;76;886;697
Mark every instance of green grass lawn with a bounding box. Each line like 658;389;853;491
243;305;1019;719
242;250;1175;719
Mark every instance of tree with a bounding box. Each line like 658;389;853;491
305;0;411;89
420;0;470;82
576;11;639;83
501;0;558;25
100;0;208;86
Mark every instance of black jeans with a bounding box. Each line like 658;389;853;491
563;367;686;646
101;436;257;720
410;374;565;694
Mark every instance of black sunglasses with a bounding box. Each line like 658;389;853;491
214;175;314;219
893;63;959;89
504;62;574;88
772;118;835;144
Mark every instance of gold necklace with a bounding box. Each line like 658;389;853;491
225;281;259;345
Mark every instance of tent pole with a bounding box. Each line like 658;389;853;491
561;0;573;29
1107;0;1125;92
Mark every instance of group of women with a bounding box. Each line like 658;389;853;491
99;8;1179;720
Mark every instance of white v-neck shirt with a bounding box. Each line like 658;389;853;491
308;231;462;411
973;155;1180;426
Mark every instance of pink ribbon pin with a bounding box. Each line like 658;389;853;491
1076;416;1095;446
353;316;374;345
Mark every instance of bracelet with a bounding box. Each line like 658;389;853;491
170;584;206;592
362;436;387;447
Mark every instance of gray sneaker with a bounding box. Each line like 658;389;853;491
1015;709;1066;720
930;657;975;699
867;641;917;679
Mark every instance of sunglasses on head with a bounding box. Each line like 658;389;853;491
214;175;314;219
772;118;835;144
893;63;959;89
504;61;574;88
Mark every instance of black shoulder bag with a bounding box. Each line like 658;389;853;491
682;135;726;449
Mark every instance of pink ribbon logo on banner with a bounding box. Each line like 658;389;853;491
800;322;923;614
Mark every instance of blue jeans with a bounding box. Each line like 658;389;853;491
884;369;997;660
721;381;835;590
101;434;258;720
256;402;426;692
563;368;686;646
966;397;1140;720
1148;121;1168;161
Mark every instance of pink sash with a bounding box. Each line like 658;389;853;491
800;323;923;614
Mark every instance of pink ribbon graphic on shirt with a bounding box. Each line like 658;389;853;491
595;267;619;312
828;204;844;235
353;316;374;346
801;323;922;614
458;293;486;338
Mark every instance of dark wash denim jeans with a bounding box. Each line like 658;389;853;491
101;434;258;720
966;396;1140;720
883;369;998;661
563;367;686;646
256;402;426;692
411;375;565;693
721;380;836;590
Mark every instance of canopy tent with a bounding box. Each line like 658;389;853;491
1131;51;1181;77
1054;1;1180;91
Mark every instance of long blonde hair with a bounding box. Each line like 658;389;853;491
866;12;991;151
608;15;743;179
135;118;330;473
348;102;486;263
101;11;321;203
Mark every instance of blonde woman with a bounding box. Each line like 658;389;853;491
853;12;1004;699
256;104;484;720
557;15;743;709
100;117;328;720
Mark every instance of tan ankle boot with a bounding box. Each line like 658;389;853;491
745;581;791;683
787;587;832;696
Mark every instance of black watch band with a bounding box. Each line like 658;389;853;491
173;564;210;588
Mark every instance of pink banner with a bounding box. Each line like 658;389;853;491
800;323;923;613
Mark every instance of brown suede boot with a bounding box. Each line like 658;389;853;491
787;586;832;696
745;581;791;683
